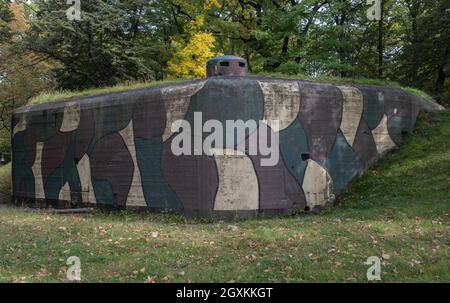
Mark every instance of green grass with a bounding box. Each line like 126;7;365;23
0;111;448;283
27;74;436;106
252;72;437;103
28;79;189;105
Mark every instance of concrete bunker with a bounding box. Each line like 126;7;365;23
10;57;444;219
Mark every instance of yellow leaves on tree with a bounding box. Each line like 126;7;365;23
8;3;29;33
168;31;219;79
168;15;221;79
204;0;222;10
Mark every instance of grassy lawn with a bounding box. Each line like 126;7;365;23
0;111;448;283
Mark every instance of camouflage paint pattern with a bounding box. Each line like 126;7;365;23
11;77;443;218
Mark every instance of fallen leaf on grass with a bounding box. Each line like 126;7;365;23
176;271;185;277
144;276;156;283
227;225;239;232
162;276;170;283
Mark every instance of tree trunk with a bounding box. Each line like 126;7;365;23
435;47;449;94
435;67;446;93
282;36;289;55
378;2;384;79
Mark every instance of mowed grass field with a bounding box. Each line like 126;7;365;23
0;110;448;283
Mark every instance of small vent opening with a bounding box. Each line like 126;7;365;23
301;153;310;161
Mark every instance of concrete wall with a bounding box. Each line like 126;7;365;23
11;77;443;218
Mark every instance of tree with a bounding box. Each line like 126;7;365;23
0;0;447;105
168;16;220;78
0;2;56;159
0;0;13;44
390;0;450;102
22;0;172;89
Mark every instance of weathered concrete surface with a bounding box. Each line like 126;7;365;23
11;77;443;218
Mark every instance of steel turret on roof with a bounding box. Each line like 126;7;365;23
206;55;248;77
